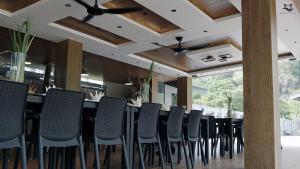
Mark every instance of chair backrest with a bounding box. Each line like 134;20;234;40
187;109;203;139
39;89;85;141
94;96;127;140
138;103;161;139
0;80;28;141
208;116;216;138
167;107;185;138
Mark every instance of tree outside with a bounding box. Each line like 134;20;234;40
192;60;300;120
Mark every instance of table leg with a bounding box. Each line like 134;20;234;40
205;119;209;163
229;119;233;159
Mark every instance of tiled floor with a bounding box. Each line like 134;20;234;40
2;136;300;169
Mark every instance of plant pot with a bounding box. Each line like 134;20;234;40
7;52;26;82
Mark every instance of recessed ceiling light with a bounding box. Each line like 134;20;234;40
65;4;71;7
194;66;198;68
192;75;198;78
285;29;288;32
294;41;297;44
143;12;148;16
25;61;32;65
177;74;180;76
111;53;115;56
117;26;122;29
171;9;177;12
136;61;140;64
203;30;208;33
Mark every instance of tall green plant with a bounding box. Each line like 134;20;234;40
9;17;35;54
145;61;156;84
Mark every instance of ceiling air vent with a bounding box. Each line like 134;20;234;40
201;55;216;62
218;54;233;62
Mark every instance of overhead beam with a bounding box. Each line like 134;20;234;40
242;0;281;168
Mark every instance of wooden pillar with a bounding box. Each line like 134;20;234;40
242;0;280;168
150;74;158;102
177;77;192;111
54;39;83;91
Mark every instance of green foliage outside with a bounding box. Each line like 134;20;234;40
192;60;300;120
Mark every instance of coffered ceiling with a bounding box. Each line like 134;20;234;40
0;0;298;79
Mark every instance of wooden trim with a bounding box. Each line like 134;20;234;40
0;0;40;13
188;0;239;20
55;17;131;45
102;0;181;34
242;0;280;168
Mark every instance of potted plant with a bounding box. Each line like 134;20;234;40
140;61;156;102
8;17;35;82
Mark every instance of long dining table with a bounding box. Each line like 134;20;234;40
26;94;210;169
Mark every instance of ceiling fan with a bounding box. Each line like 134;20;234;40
74;0;143;22
152;36;209;55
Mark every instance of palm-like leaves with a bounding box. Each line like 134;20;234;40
145;61;156;84
9;17;35;54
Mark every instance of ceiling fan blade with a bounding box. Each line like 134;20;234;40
102;7;142;14
73;0;91;8
152;42;174;50
82;14;94;22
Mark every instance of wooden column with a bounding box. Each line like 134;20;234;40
54;39;83;91
177;77;192;111
242;0;280;168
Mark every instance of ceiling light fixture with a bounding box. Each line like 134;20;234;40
171;9;177;12
117;26;122;29
65;4;71;7
25;61;32;65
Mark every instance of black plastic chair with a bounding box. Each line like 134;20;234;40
93;96;129;169
233;119;244;153
136;103;165;169
38;89;86;169
165;107;189;169
186;109;206;168
0;80;28;169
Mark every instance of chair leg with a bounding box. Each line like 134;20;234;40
122;136;130;169
157;135;165;169
38;137;44;169
137;138;145;169
78;136;87;169
187;141;194;169
181;136;190;169
13;148;20;169
197;141;200;157
214;138;218;158
21;136;27;169
166;137;174;169
199;138;207;165
2;149;8;169
94;137;100;169
60;148;66;169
